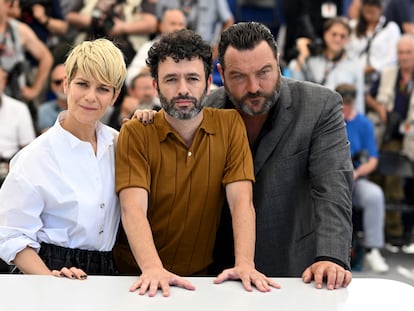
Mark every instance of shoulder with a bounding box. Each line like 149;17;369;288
2;95;31;113
10;130;52;167
204;106;240;119
101;123;119;140
205;87;227;108
284;77;340;102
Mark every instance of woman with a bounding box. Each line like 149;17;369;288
346;0;401;92
0;38;126;279
288;16;365;114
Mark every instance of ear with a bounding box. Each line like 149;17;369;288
206;74;213;95
217;63;224;84
110;90;121;107
153;79;159;97
63;76;68;95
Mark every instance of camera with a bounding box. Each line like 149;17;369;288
91;9;115;35
307;37;325;56
19;0;51;11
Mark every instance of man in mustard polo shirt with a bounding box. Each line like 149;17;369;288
115;29;279;297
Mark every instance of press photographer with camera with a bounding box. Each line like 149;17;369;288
0;0;53;103
8;0;68;45
287;16;365;114
66;0;157;66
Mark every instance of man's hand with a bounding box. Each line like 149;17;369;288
214;264;281;292
301;261;352;290
130;268;195;297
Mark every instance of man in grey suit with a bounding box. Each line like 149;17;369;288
208;22;354;290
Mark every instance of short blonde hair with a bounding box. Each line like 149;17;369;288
65;38;126;93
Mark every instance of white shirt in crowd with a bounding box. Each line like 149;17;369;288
0;112;120;264
0;94;36;159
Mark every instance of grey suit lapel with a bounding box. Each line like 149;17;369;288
254;78;294;176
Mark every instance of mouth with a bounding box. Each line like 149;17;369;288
80;105;98;111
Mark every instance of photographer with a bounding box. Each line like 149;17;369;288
288;16;365;114
1;0;53;103
66;0;157;66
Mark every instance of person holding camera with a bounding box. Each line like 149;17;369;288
288;16;365;114
8;0;68;44
0;0;53;105
66;0;158;66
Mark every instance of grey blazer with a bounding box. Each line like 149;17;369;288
207;77;353;276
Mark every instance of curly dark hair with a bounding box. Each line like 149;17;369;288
146;29;212;82
218;22;278;71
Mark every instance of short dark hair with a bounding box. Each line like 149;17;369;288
218;22;278;70
335;83;356;104
361;0;382;7
146;29;212;82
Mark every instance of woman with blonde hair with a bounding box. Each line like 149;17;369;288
0;38;126;279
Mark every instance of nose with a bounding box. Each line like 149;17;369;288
177;78;190;96
246;76;260;94
84;87;97;102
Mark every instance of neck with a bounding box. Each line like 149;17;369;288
61;113;97;152
240;111;269;148
324;49;343;61
164;110;204;147
345;109;357;121
400;67;414;80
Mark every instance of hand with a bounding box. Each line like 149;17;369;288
32;4;47;24
132;109;157;124
108;17;125;36
214;264;281;292
301;261;352;290
130;268;195;297
51;267;87;280
377;105;388;124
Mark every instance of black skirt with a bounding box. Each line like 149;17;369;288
39;243;117;275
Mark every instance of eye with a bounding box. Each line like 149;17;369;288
165;77;177;83
259;69;271;77
98;86;111;93
76;81;88;87
230;74;244;82
187;76;200;82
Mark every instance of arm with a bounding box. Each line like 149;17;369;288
119;187;195;297
66;11;92;29
110;13;157;36
366;93;387;124
354;157;378;180
13;247;86;279
214;180;280;291
18;22;53;101
31;4;68;35
0;168;85;279
302;91;353;289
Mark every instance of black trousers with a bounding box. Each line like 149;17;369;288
39;243;117;275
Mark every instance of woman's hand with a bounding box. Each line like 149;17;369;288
51;267;88;280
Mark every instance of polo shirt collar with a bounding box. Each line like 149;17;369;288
155;108;217;142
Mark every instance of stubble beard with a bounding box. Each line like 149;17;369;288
225;71;281;116
159;91;207;120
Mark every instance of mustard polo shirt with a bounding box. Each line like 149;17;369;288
116;107;254;276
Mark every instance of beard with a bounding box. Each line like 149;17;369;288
225;70;281;116
158;90;207;120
